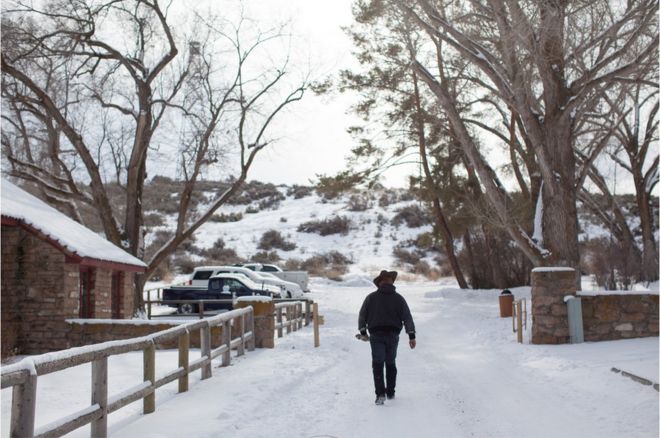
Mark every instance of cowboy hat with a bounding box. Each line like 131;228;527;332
373;270;398;286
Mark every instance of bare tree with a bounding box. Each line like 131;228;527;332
2;0;307;310
401;0;657;278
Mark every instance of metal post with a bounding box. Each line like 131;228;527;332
516;302;523;344
91;357;108;438
567;297;584;344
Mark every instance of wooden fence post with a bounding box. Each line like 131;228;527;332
516;301;523;344
200;323;212;379
199;302;205;319
238;314;246;356
10;373;37;438
143;341;156;414
222;320;231;367
313;303;320;348
297;303;303;330
305;301;311;326
292;305;298;332
247;310;256;352
91;357;108;438
286;306;292;335
277;308;283;338
178;329;190;393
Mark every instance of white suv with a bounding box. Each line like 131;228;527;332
188;266;303;298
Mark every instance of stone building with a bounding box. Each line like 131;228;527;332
1;180;147;357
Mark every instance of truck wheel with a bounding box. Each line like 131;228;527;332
178;303;196;314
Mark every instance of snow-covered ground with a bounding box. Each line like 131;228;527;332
3;277;658;438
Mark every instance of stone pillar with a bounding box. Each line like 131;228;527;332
234;298;275;348
531;267;576;344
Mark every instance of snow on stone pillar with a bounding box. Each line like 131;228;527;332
234;297;275;349
531;267;576;344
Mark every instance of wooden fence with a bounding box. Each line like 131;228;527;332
1;307;255;438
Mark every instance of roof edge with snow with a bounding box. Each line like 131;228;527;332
1;180;146;271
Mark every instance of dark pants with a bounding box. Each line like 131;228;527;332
369;332;399;396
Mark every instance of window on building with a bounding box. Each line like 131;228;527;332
111;271;124;319
79;267;95;318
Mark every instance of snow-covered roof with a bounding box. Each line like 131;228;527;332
1;180;146;270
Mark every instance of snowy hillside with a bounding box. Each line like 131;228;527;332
144;183;440;280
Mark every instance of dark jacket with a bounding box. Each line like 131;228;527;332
358;284;416;340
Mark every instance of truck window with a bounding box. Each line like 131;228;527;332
262;265;278;272
210;279;222;290
193;270;214;280
225;279;245;292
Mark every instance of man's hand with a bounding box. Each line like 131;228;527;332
355;333;370;342
409;339;416;349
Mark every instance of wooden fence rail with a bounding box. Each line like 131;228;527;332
1;307;255;438
274;302;304;338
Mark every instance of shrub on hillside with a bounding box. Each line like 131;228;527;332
228;181;284;205
172;255;197;274
297;216;352;236
287;185;313;199
201;238;243;265
210;212;243;223
258;230;297;251
143;212;165;227
250;251;281;264
347;194;371;212
392;246;425;265
299;251;353;280
391;204;430;228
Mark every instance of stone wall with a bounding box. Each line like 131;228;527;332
530;266;658;344
580;294;659;341
531;267;577;344
94;269;113;319
66;320;224;349
1;226;79;355
1;225;140;358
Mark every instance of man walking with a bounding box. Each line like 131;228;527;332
358;270;416;405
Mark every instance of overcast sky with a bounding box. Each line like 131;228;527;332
201;0;415;188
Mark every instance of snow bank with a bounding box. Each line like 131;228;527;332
578;290;659;297
66;319;189;326
532;267;575;272
235;296;273;303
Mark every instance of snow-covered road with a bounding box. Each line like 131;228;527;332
107;278;658;438
3;278;657;438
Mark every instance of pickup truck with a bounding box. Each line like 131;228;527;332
242;263;310;292
163;273;280;314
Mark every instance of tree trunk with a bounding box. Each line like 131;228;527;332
411;70;468;288
540;117;580;273
635;178;659;282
